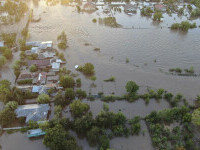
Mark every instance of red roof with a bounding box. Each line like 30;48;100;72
83;2;96;9
155;4;164;9
27;59;50;67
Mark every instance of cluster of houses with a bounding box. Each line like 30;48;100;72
73;0;197;15
13;41;66;132
16;41;65;95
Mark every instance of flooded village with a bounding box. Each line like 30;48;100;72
0;0;200;150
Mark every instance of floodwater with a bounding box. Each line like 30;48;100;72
0;0;200;149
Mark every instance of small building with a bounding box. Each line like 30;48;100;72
0;41;4;48
47;75;59;83
83;2;97;11
124;4;137;13
32;86;42;93
15;104;50;123
18;73;33;81
32;72;47;85
41;51;55;58
27;59;51;69
154;4;166;12
51;62;60;72
27;129;46;138
103;5;110;13
25;47;39;56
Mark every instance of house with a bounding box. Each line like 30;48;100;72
154;4;166;12
25;47;39;55
18;73;33;81
83;2;97;11
27;59;51;69
26;41;53;50
47;75;59;83
47;71;56;76
51;62;60;71
32;72;47;85
124;4;137;13
103;5;110;13
0;41;4;48
15;104;50;123
0;0;6;6
110;2;126;6
41;51;55;58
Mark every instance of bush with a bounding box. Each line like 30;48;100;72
76;89;87;99
17;79;33;85
29;64;38;72
104;76;115;82
92;18;97;23
0;56;7;68
69;100;90;117
37;94;50;104
60;75;75;88
153;11;163;21
76;78;81;87
65;88;75;100
77;63;95;76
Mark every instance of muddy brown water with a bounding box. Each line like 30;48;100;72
0;0;200;149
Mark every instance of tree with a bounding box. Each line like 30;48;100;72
54;105;62;119
76;89;87;99
77;63;95;76
69;100;90;117
0;102;17;127
29;64;38;72
179;21;191;31
87;126;101;146
37;94;50;104
0;80;12;104
0;56;7;68
192;108;200;126
13;60;21;78
3;47;13;59
65;88;75;100
73;112;93;134
125;81;139;95
153;11;163;21
43;124;80;150
99;135;110;150
54;91;69;107
60;75;75;88
76;78;81;87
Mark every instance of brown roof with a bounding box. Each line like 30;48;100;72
27;59;51;67
18;73;33;80
83;2;96;9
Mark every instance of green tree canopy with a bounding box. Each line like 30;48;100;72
37;94;50;104
69;100;90;117
60;75;75;88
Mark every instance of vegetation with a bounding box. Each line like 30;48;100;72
0;101;18;127
92;18;97;23
54;91;69;107
98;17;121;28
57;31;67;49
76;78;81;87
104;76;115;82
171;21;197;31
169;66;195;75
37;94;50;104
0;56;7;68
69;100;90;117
65;88;75;100
77;63;95;76
29;64;38;72
60;75;75;88
146;106;195;150
1;33;16;47
17;79;33;85
43;124;80;150
141;7;153;16
153;11;163;21
192;108;200;126
76;89;87;99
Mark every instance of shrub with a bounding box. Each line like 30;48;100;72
104;76;115;82
37;94;50;104
65;88;75;100
76;78;81;87
92;18;97;23
60;75;75;88
17;79;33;85
29;64;38;72
69;100;90;117
76;89;87;99
77;63;95;76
